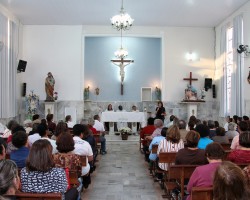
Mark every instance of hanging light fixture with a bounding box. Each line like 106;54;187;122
114;30;128;59
111;0;134;31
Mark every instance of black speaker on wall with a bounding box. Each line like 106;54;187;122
17;60;27;73
22;83;26;97
212;84;216;98
204;78;212;91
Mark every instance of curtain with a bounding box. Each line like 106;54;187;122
231;14;244;116
0;13;18;118
219;24;227;117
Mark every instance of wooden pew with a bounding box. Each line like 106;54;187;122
139;132;151;151
164;165;198;199
191;186;213;200
93;132;101;150
156;152;177;188
6;192;62;200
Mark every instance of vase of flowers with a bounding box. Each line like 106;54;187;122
119;127;132;140
25;90;39;119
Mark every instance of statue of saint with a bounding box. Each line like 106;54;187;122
84;86;90;100
185;84;197;100
155;87;161;101
45;72;55;101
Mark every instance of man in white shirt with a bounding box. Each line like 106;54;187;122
37;124;57;154
28;126;41;147
73;124;93;189
93;115;107;154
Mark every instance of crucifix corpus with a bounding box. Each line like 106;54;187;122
111;57;134;95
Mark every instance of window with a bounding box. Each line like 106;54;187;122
225;26;233;115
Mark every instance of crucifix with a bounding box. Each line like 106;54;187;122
183;72;198;86
111;57;134;95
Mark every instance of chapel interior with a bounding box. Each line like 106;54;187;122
0;0;250;199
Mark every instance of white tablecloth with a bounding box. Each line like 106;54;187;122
101;112;146;127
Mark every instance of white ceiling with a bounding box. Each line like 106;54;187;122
0;0;249;27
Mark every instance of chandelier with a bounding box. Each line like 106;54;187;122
114;30;128;58
111;0;134;31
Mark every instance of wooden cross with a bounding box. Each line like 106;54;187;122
111;57;134;95
183;72;198;85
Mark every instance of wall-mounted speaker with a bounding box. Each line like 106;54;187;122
204;78;212;91
22;83;26;97
212;84;216;98
17;60;27;73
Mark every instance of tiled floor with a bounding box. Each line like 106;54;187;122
81;139;164;200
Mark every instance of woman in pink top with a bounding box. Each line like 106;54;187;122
228;131;250;164
186;142;225;200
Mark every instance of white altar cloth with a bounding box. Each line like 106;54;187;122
101;112;146;127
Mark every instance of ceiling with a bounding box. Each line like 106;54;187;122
0;0;249;27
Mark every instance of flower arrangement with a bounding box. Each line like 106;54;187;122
118;127;132;134
25;90;39;119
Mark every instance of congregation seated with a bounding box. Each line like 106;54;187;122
20;139;78;200
10;131;29;168
187;115;196;131
195;124;213;149
208;120;216;138
65;115;75;129
2;120;18;139
225;122;239;140
0;138;7;160
230;121;248;150
51;121;68;140
140;117;156;161
7;126;26;154
175;130;208;165
178;120;188;142
212;127;229;144
186;142;225;200
38;124;58;154
46;114;56;134
93;115;107;155
23;119;32;135
72;124;93;188
213;161;250;200
148;127;167;161
166;115;175;128
27;124;41;147
157;125;184;171
228;131;250;164
145;119;163;141
0;160;20;197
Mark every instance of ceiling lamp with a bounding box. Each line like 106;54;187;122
111;0;134;31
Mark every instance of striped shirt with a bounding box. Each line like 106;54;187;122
157;139;184;170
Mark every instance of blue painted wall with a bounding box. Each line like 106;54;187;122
84;37;161;101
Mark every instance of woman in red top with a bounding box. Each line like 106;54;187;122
228;131;250;163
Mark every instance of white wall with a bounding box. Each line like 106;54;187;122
22;25;83;100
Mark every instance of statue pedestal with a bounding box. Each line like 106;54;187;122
45;102;57;121
180;100;205;121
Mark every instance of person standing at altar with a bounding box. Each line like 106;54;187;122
155;101;166;123
116;105;128;131
104;104;114;131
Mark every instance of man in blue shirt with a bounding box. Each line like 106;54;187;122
10;130;29;168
